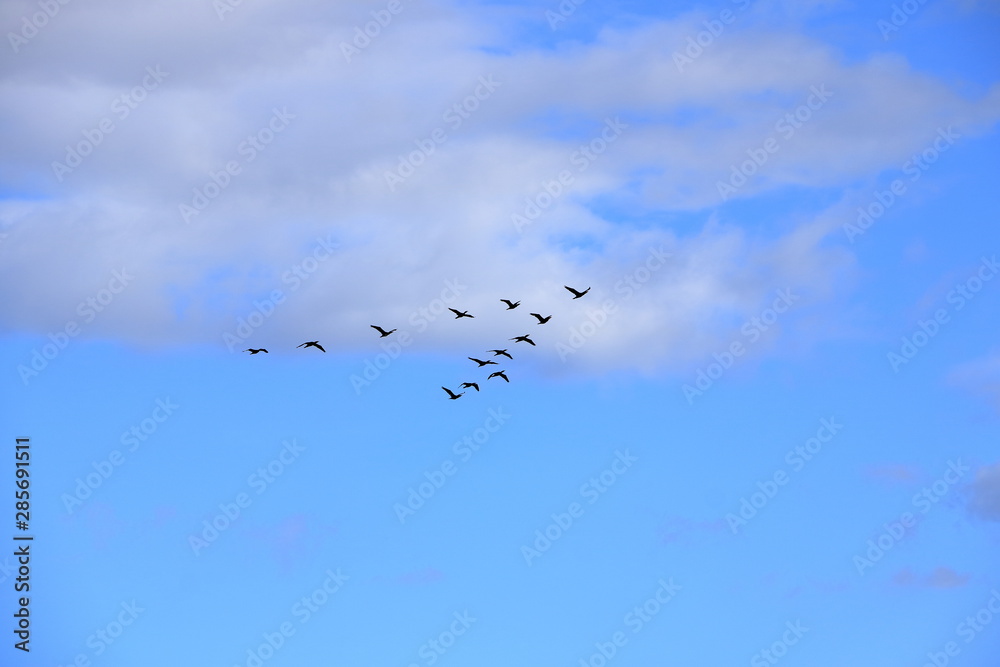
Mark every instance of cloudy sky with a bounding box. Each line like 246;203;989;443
2;0;1000;664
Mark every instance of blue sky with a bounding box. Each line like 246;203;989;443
2;0;1000;665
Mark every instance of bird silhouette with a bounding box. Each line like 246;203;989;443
460;382;480;392
488;370;509;382
449;308;474;319
564;285;590;299
469;357;498;367
490;349;513;359
530;312;552;324
370;325;396;337
442;386;465;400
244;348;268;354
510;334;536;346
500;299;521;310
297;341;326;352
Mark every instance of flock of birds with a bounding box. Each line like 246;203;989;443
244;285;592;399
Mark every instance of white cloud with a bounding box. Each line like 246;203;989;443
2;1;998;373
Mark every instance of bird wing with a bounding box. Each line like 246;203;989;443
315;343;326;352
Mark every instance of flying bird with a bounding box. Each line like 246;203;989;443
468;357;498;367
244;348;268;354
500;299;521;310
370;325;396;337
530;313;552;324
564;285;591;299
490;349;513;359
442;386;464;400
297;341;326;352
449;308;474;319
510;334;536;346
460;382;480;392
488;370;509;382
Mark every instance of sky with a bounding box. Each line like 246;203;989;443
2;0;1000;664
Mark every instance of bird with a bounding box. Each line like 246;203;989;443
488;370;509;382
490;349;513;359
449;308;474;319
370;325;396;337
469;357;498;367
500;299;521;310
510;334;535;346
244;348;268;354
442;386;464;400
530;312;552;324
297;341;326;352
564;285;591;299
460;382;480;392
